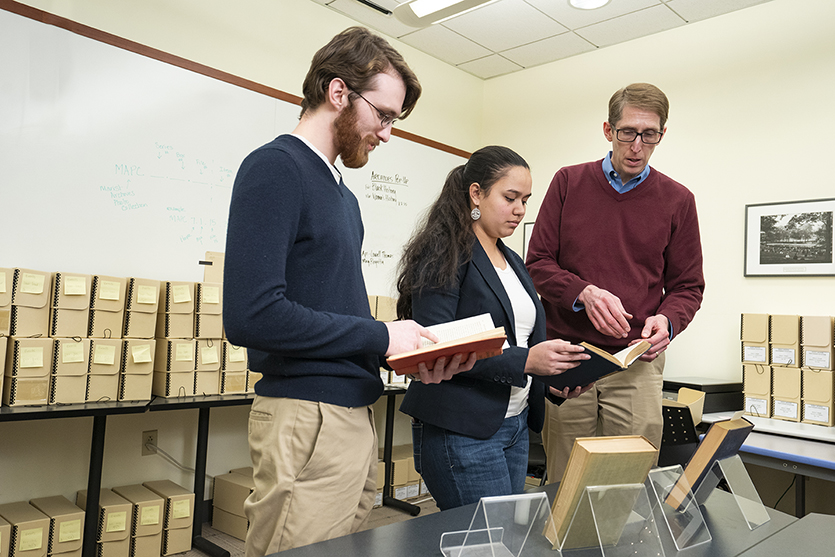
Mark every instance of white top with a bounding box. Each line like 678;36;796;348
494;263;536;418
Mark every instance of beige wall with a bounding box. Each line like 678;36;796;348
485;0;835;381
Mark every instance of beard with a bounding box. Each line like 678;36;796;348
334;102;376;169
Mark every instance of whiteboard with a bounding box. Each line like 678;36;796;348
0;8;466;296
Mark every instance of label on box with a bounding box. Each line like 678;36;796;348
744;346;767;363
805;350;831;368
202;286;220;304
140;505;160;526
64;276;87;296
201;345;219;365
172;499;191;519
99;280;122;301
0;272;6;293
773;399;798;419
137;285;157;305
93;344;116;365
745;397;768;416
772;348;796;366
229;346;245;363
132;343;153;363
105;511;127;533
20;527;43;551
59;519;82;542
407;483;420;499
394;486;409;500
804;403;830;423
175;343;194;362
20;346;44;368
374;491;383;508
21;273;45;295
420;481;430;496
172;285;192;304
62;341;85;364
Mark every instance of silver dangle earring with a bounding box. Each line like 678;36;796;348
471;207;481;221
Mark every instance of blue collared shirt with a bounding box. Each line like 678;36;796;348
602;151;651;193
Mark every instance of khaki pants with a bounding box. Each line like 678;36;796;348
542;354;665;483
244;396;378;556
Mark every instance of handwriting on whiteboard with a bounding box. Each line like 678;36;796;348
364;171;409;207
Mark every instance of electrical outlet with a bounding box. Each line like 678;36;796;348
142;430;158;456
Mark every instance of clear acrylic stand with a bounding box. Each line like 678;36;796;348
440;492;555;557
647;465;712;551
557;484;665;557
693;454;770;530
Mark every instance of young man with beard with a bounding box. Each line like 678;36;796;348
224;27;475;555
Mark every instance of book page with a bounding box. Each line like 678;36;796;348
421;313;495;347
612;341;650;366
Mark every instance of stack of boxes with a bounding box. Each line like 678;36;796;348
153;281;196;398
211;468;254;541
742;313;835;426
121;279;160;402
141;481;193;556
0;501;49;557
382;445;424;506
110;485;163;557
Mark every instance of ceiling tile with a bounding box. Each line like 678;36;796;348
399;25;492;66
665;0;775;23
525;0;661;29
576;4;685;48
442;0;569;52
326;0;416;38
456;54;524;79
501;32;596;68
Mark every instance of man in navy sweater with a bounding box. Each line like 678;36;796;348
224;27;475;555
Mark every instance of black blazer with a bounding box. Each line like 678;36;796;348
400;238;553;439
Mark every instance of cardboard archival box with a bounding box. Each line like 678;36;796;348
0;502;49;557
152;340;196;397
9;269;52;338
374;296;397;322
771;366;801;422
221;341;247;372
0;514;10;557
141;481;193;531
129;531;161;557
801;368;834;426
740;313;769;364
229;467;253;477
376;461;385;490
0;337;5;402
122;278;160;339
155;282;194;340
110;485;163;538
246;371;262;393
212;474;254;517
28;496;84;556
87;339;123;403
88;276;127;339
801;315;834;370
194;339;221;395
0;267;13;336
97;536;129;557
743;364;772;418
119;340;155;402
75;490;131;543
51;338;91;405
367;295;378;319
770;314;800;367
49;273;92;338
200;251;225;285
4;337;52;407
211;507;248;541
219;371;247;394
194;283;223;339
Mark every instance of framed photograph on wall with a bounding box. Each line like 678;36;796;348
744;198;835;276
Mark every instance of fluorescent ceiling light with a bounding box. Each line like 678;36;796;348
569;0;611;9
393;0;495;27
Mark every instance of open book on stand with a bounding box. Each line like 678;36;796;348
386;313;506;376
536;340;651;391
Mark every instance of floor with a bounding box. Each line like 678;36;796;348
190;496;441;557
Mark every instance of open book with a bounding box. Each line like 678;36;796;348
536;340;651;391
386;313;506;376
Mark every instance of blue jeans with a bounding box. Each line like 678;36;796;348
412;407;530;511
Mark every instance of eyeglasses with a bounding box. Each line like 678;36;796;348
614;128;663;144
350;89;399;129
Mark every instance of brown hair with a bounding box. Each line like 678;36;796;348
300;27;421;119
608;83;669;129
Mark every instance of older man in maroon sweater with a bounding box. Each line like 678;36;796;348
526;83;705;481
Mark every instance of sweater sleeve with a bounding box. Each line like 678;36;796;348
525;168;591;311
656;191;705;338
223;146;389;362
